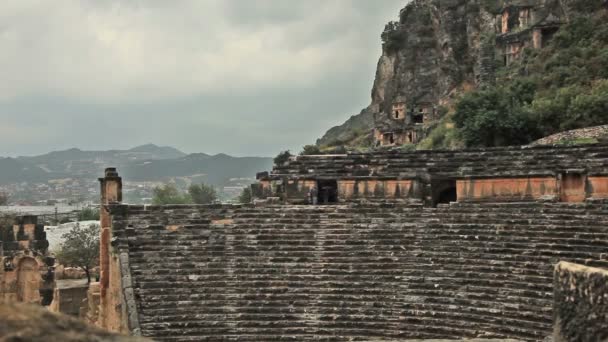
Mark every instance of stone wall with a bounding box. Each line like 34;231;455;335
0;215;54;305
262;144;608;204
110;201;608;341
49;279;89;316
553;262;608;341
457;176;558;202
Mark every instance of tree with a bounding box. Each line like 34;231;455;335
77;207;100;221
238;187;252;204
453;80;539;147
55;223;99;283
188;183;217;204
152;184;191;205
274;151;292;166
0;193;8;206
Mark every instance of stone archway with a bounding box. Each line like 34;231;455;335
16;257;41;303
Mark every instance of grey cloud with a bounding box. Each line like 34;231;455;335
0;0;406;157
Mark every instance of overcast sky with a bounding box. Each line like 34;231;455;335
0;0;405;157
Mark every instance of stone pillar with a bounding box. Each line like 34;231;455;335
97;168;122;329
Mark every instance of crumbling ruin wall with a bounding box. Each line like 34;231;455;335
0;215;54;305
49;280;89;316
112;201;608;341
457;176;558;202
92;168;130;334
553;262;608;341
263;144;608;205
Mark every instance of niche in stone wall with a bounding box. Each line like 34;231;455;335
16;257;41;303
382;133;395;145
392;102;406;119
560;173;586;202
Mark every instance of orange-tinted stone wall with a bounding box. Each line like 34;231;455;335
457;177;557;202
502;10;510;33
587;176;608;199
338;179;413;200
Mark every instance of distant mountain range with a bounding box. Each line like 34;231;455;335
0;144;272;185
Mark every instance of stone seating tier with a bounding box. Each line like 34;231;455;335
109;202;608;341
268;144;608;179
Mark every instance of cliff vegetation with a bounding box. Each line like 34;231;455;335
316;0;608;152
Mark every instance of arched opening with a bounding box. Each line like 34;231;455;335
432;180;457;207
16;257;41;303
317;180;338;204
436;187;457;205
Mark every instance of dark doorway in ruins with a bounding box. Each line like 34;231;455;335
433;180;457;207
413;114;424;124
541;27;559;48
317;179;338;204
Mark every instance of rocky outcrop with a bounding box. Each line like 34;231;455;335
530;124;608;146
317;0;498;148
553;262;608;342
315;106;374;148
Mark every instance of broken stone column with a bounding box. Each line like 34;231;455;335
96;168;124;332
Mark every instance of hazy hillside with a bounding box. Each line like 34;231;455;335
0;158;57;184
0;145;272;186
121;153;273;185
18;144;186;176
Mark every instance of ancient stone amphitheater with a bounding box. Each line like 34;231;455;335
90;144;608;341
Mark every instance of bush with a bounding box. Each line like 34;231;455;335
381;21;406;52
300;145;321;155
453;81;540;147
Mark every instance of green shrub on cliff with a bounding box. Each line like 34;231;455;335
452;9;608;147
453;81;538;147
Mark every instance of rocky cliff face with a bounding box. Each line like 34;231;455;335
317;0;498;148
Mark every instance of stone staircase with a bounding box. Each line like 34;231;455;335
110;202;608;341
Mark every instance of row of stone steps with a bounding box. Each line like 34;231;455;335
109;202;608;341
270;144;608;178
